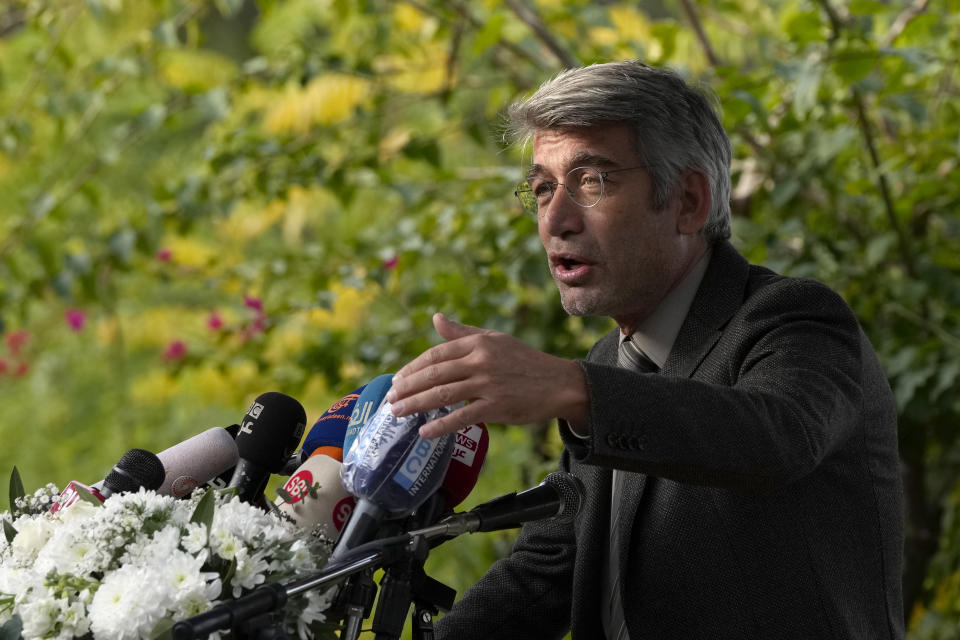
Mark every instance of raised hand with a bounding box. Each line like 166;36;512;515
386;313;589;438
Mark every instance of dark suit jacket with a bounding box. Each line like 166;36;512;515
435;241;904;640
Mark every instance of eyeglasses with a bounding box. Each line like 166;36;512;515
514;166;646;216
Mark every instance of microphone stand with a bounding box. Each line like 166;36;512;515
370;495;455;640
172;544;403;640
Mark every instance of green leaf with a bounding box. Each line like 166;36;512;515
2;519;17;545
150;618;174;640
472;14;505;55
784;11;824;45
276;487;294;504
221;556;237;589
73;484;105;507
792;58;822;119
0;615;22;640
190;489;216;530
8;467;24;516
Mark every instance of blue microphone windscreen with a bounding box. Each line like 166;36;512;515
343;373;394;458
301;386;365;460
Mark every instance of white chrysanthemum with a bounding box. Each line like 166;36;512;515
88;564;164;640
231;547;269;597
161;549;221;618
56;597;90;640
181;522;208;554
121;524;179;567
209;527;243;561
9;515;55;565
296;587;336;640
54;500;99;525
33;533;97;579
18;591;59;639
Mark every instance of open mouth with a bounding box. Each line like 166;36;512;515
558;257;582;271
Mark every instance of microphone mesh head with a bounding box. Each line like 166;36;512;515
544;471;585;523
105;448;166;493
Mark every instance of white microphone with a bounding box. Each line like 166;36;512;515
274;453;356;541
157;427;240;498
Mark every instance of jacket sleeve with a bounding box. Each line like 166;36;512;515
561;277;869;492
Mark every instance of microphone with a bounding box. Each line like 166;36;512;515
228;392;307;504
51;449;167;513
342;373;393;460
274;454;356;540
156;427;240;497
417;472;584;538
440;422;489;511
299;386;365;464
330;401;458;562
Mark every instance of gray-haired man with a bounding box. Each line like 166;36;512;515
387;60;903;640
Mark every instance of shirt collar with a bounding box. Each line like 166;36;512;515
619;248;712;368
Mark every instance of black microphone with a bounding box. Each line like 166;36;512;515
100;448;167;497
228;392;307;504
409;472;584;540
50;449;165;513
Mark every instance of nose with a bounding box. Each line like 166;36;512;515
538;187;585;238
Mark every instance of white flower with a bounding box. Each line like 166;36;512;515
9;515;55;565
181;522;208;554
209;528;243;560
54;500;98;526
296;587;336;639
18;591;59;639
231;547;270;597
57;598;90;639
88;564;164;640
2;488;333;639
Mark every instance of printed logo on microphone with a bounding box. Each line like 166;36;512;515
393;437;443;493
332;496;355;531
171;475;199;498
452;424;482;466
282;470;315;504
248;401;265;419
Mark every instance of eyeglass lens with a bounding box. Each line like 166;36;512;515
518;167;605;214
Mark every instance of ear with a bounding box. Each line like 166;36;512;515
675;169;711;236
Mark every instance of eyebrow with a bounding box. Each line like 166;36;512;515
526;151;623;180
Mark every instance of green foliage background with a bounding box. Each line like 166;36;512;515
0;0;958;636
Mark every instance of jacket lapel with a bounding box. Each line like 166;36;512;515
615;241;750;589
662;241;750;379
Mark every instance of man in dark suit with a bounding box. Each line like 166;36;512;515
386;61;903;639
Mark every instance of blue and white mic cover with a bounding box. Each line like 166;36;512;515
341;401;457;517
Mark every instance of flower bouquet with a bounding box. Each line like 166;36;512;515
0;469;339;640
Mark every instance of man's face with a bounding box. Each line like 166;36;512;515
532;123;701;331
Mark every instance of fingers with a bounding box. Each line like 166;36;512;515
432;312;485;341
395;337;473;382
417;402;488;439
389;377;477;420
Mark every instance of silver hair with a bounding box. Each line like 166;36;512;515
507;60;732;243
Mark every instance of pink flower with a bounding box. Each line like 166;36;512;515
13;362;28;377
163;340;188;362
207;311;224;331
156;247;173;262
64;308;87;332
243;295;263;312
5;330;29;356
382;254;399;270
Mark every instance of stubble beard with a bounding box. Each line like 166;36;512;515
557;283;625;318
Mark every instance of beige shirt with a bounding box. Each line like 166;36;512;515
618;247;712;367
